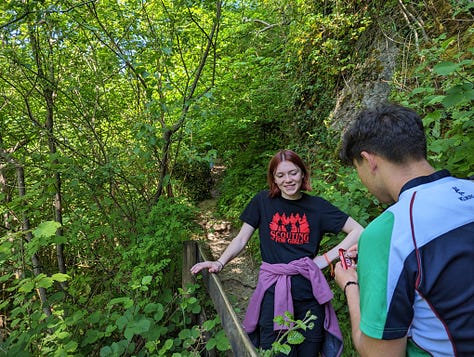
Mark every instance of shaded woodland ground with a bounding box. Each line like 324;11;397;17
195;166;259;323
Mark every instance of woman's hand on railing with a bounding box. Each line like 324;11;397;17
190;260;224;274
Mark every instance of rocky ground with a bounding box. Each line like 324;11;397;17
192;211;258;354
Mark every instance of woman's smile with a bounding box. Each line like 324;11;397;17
274;161;303;200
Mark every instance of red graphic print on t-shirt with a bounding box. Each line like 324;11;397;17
269;212;310;244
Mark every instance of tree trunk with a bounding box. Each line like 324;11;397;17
153;0;222;204
16;164;52;317
28;19;67;276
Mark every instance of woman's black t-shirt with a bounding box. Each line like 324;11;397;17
240;190;349;299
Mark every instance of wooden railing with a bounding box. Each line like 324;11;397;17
182;241;259;357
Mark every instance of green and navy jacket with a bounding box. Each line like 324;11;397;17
358;170;474;356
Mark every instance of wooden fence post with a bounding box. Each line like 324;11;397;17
182;240;198;293
183;241;259;357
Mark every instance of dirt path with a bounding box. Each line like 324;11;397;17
195;166;259;322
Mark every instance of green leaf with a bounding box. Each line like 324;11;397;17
202;319;216;331
274;315;286;326
286;330;305;345
116;315;129;331
52;235;67;245
191;304;201;314
105;324;117;337
159;338;174;354
82;329;103;346
411;87;434;95
87;311;102;324
124;318;151;341
187;296;198;304
64;340;78;353
294;320;307;330
144;302;161;313
205;339;216;350
442;83;474;108
0;273;13;283
272;341;291;355
215;330;230;351
0;299;10;310
99;346;113;357
433;61;460;75
110;340;128;354
153;304;165;322
18;279;35;293
37;275;54;289
426;95;445;105
141;275;153;285
183;337;195;349
55;331;71;339
108;297;134;309
146;325;167;340
52;273;70;282
423;110;443;126
178;328;192;339
33;221;61;238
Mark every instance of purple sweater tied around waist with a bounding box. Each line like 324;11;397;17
242;256;343;357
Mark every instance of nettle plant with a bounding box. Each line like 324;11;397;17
394;32;474;177
258;311;317;357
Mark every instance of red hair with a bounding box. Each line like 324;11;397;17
267;150;312;198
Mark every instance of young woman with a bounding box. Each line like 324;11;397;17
191;149;363;356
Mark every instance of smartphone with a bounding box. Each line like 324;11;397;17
339;248;353;269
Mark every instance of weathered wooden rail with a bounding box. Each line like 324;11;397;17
182;241;258;357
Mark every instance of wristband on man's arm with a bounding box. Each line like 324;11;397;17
344;281;359;296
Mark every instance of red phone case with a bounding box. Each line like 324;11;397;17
339;248;352;269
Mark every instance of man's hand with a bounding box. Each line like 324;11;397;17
334;261;358;291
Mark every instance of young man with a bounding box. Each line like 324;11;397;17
335;103;474;356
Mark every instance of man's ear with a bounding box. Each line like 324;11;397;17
360;151;377;173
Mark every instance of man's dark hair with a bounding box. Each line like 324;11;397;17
339;103;427;166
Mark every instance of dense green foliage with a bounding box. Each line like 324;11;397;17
0;0;472;355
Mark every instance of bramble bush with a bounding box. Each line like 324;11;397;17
0;198;231;356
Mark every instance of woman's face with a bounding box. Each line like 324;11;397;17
273;160;303;200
